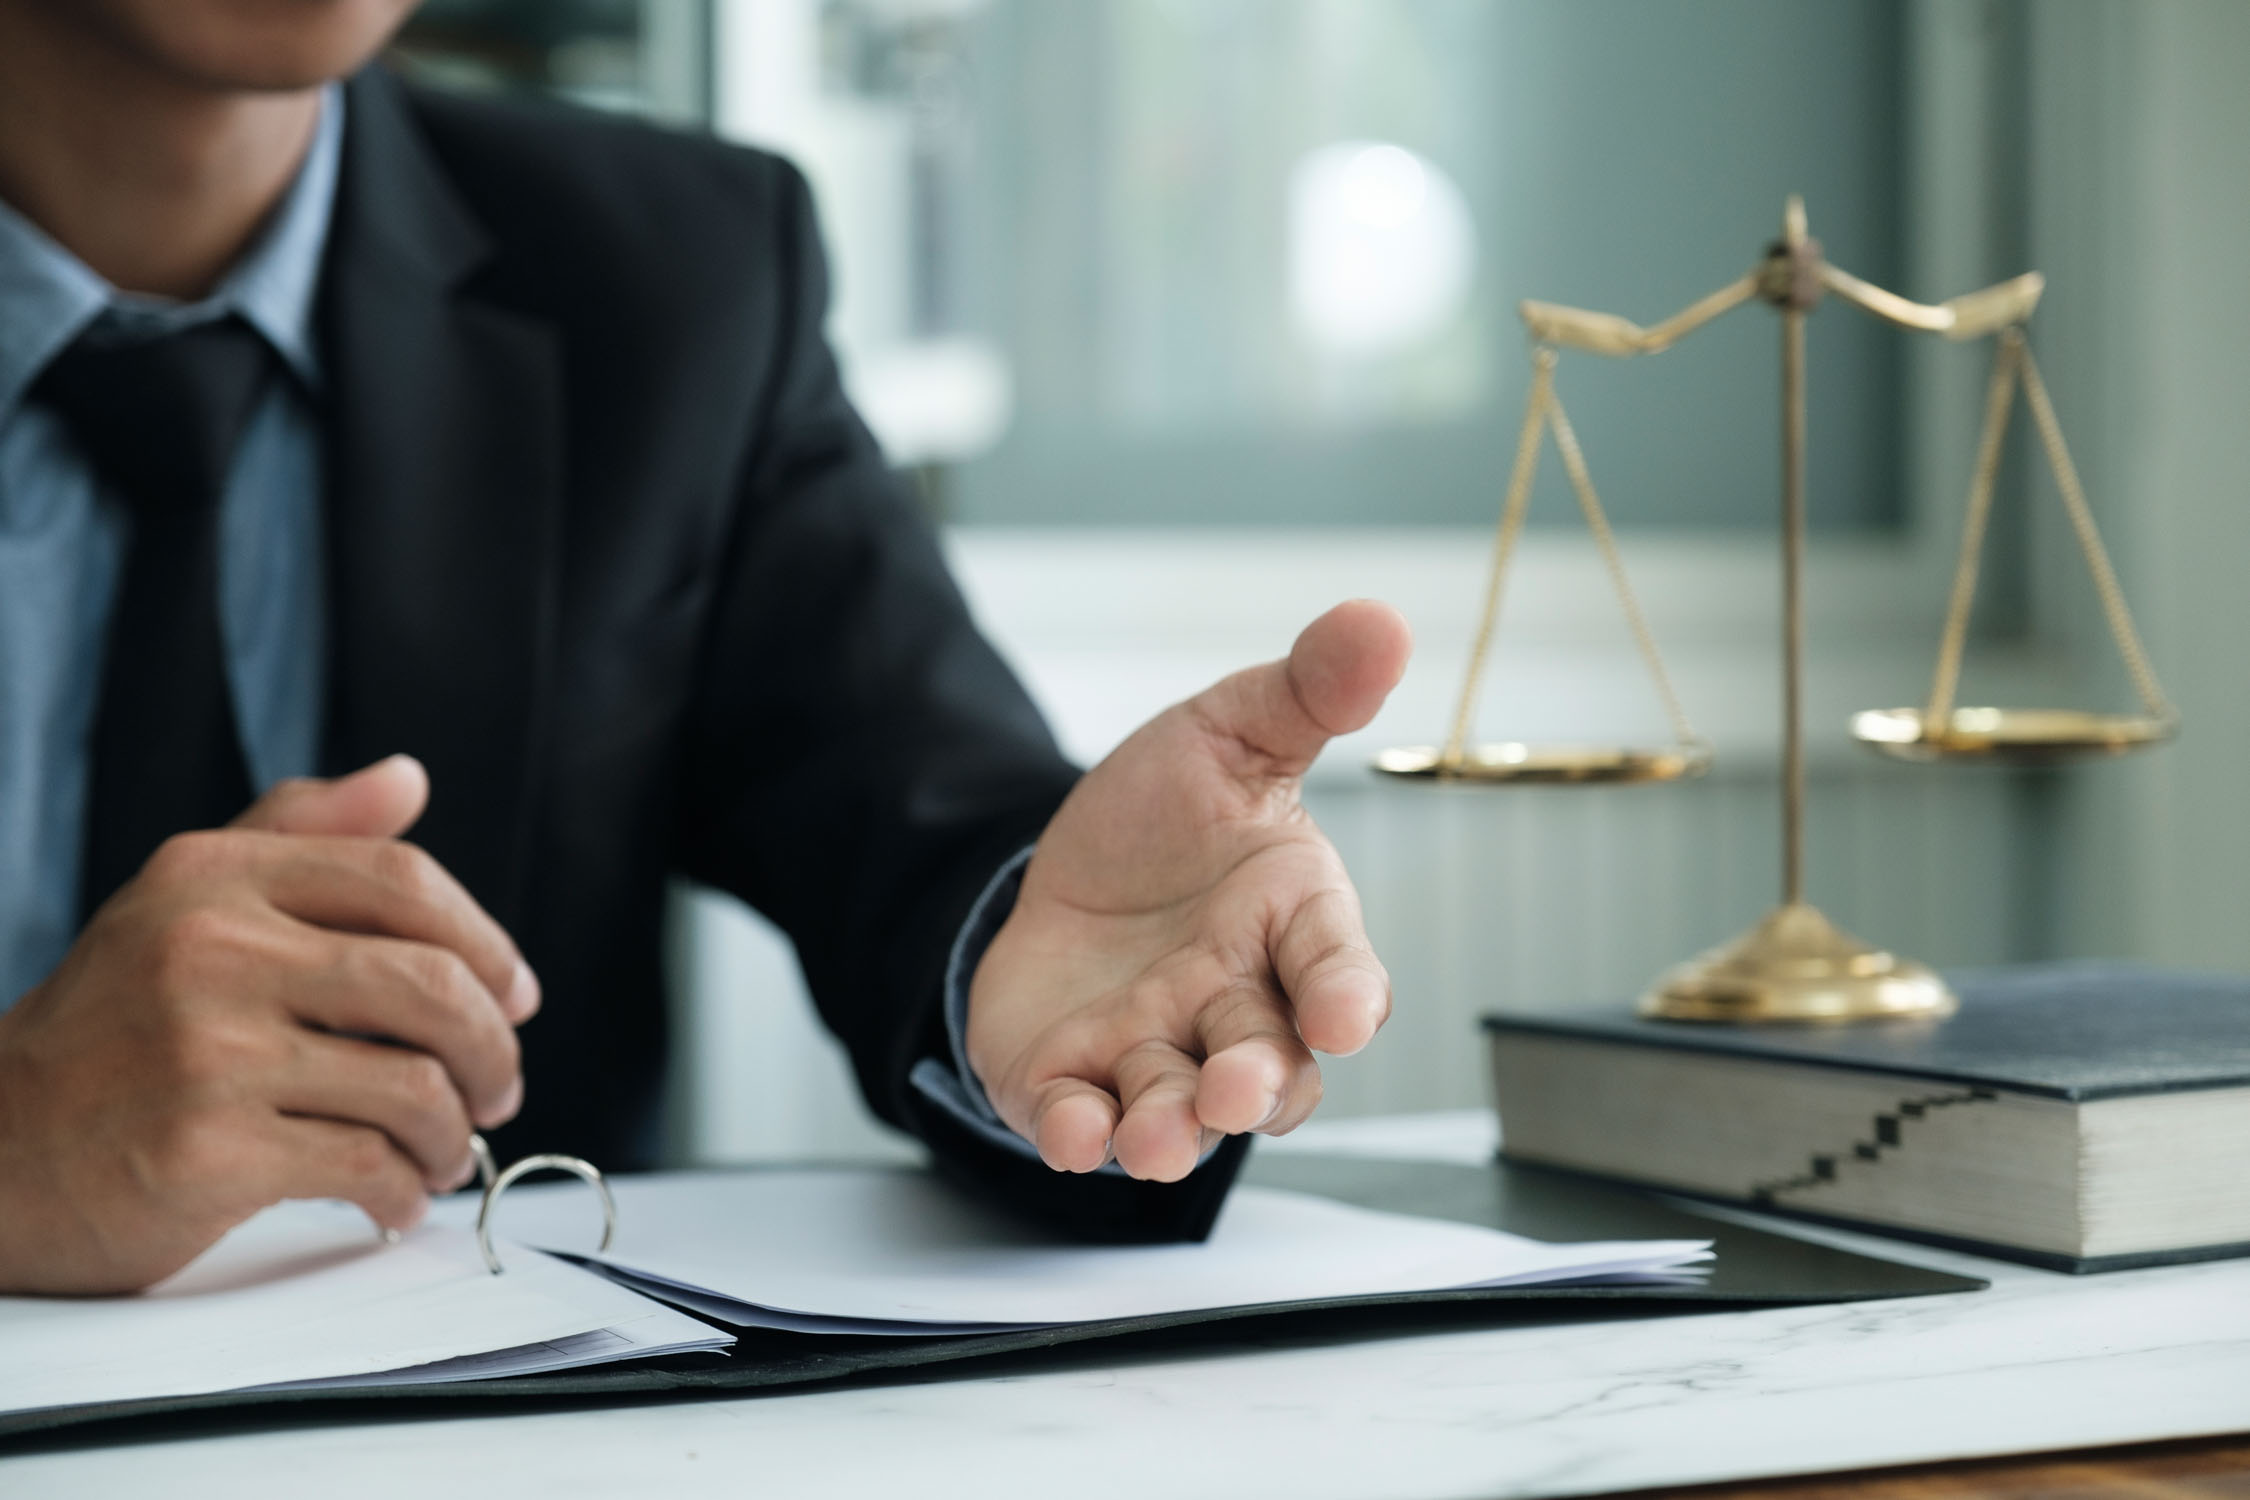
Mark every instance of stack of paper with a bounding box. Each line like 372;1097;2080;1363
0;1198;726;1422
0;1168;1707;1424
443;1169;1711;1335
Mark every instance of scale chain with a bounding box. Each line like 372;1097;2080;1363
1924;332;2023;726
1441;351;1554;767
1544;391;1705;754
1442;350;1705;768
2016;341;2175;721
1926;328;2173;728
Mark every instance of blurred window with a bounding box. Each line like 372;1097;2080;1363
929;0;1907;530
389;0;712;125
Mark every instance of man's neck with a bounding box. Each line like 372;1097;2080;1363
0;6;319;301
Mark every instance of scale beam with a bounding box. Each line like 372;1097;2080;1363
1518;265;2044;359
1818;263;2046;339
1519;273;1759;357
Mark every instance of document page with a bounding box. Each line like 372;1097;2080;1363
456;1169;1710;1331
0;1198;704;1417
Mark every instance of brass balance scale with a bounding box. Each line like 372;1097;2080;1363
1374;197;2176;1025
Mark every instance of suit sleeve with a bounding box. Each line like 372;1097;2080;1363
669;158;1246;1243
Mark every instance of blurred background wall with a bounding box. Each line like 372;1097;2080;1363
388;0;2250;1165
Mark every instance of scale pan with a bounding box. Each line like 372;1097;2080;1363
1373;742;1712;785
1851;706;2176;764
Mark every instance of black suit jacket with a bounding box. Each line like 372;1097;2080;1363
315;69;1245;1239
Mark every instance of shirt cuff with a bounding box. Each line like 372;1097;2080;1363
908;847;1053;1164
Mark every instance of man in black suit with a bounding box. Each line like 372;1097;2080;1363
0;0;1411;1294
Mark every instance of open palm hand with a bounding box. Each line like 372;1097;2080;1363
966;601;1413;1180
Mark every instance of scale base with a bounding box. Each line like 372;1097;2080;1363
1640;902;1957;1023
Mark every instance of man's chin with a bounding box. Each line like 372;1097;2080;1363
52;0;418;94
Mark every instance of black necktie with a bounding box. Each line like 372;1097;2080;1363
31;317;275;918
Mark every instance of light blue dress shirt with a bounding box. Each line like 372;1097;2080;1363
0;88;339;1009
0;86;1052;1166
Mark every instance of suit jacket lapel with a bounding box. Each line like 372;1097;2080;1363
319;69;562;930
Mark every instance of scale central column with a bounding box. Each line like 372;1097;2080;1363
1780;254;1807;908
1637;197;1956;1024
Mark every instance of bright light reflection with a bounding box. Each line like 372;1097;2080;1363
1289;140;1476;358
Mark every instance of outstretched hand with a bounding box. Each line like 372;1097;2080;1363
966;599;1413;1180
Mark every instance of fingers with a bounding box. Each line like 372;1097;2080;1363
1287;599;1414;739
988;943;1343;1185
1111;1040;1217;1183
275;1031;480;1190
227;756;539;1025
233;755;430;839
1026;1078;1120;1174
249;836;539;1025
1191;600;1413;779
1014;1012;1311;1183
1193;982;1322;1135
227;759;539;1024
1272;884;1391;1057
290;935;524;1129
253;1115;431;1235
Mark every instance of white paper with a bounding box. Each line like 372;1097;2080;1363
3;1167;1704;1423
453;1169;1709;1330
0;1199;706;1417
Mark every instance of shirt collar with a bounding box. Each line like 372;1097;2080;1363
0;80;342;423
0;199;107;425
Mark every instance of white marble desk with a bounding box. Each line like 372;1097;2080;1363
8;1111;2249;1500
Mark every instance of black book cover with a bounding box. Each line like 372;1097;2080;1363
1482;962;2250;1101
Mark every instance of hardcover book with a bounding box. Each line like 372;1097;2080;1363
1483;963;2250;1271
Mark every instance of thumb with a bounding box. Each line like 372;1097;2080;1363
1197;600;1413;778
231;754;431;839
